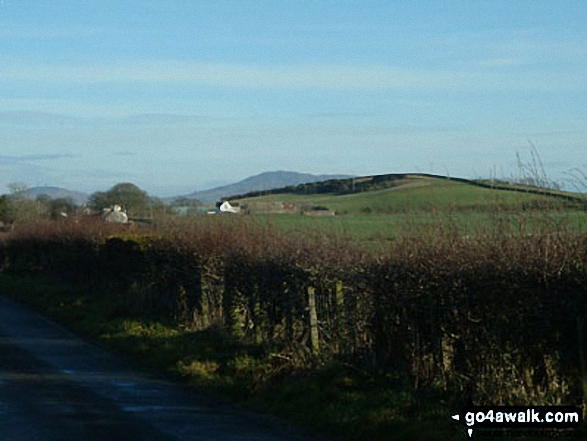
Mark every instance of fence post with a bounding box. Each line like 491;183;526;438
335;280;345;352
308;286;320;353
335;280;344;315
199;265;210;329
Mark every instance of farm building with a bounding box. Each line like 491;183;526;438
239;201;335;215
219;201;241;214
102;205;128;223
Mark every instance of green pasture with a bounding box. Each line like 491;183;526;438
233;211;587;244
233;175;586;216
212;176;587;242
160;207;587;246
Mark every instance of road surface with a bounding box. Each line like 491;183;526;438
0;295;319;441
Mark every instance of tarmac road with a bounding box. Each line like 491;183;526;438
0;295;319;441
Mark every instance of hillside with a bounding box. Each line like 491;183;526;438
176;171;354;203
21;186;89;206
232;173;587;215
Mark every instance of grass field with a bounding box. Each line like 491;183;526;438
201;175;585;244
233;175;586;215
220;211;586;244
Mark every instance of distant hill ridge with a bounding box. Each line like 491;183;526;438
15;172;583;208
21;186;89;205
228;172;587;204
179;171;354;203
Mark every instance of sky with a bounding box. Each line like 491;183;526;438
0;1;586;197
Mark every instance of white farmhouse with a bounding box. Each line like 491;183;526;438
102;204;129;223
219;201;241;214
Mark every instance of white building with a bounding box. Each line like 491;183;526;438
219;201;241;214
102;204;129;223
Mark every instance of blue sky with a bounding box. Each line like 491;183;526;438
0;1;585;196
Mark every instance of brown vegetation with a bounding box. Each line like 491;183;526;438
0;213;586;409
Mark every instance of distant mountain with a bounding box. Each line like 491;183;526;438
21;186;89;205
178;171;354;203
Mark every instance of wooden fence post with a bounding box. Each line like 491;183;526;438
308;286;320;353
199;265;210;329
335;280;345;352
335;280;344;315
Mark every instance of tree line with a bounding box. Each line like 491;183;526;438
0;182;173;224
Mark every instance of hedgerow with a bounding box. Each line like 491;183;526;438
0;215;586;407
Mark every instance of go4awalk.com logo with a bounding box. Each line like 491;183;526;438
451;406;582;438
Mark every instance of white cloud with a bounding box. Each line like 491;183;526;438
0;154;75;163
477;58;529;68
429;28;587;70
0;98;142;118
1;59;584;92
0;26;96;39
0;24;151;40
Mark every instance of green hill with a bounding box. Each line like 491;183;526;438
232;174;586;215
